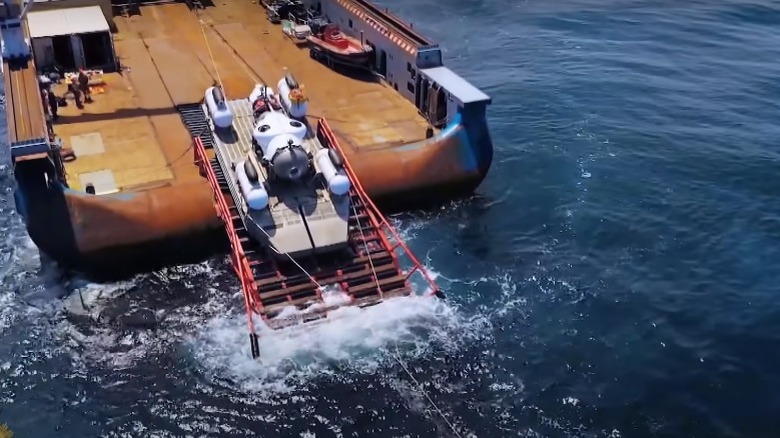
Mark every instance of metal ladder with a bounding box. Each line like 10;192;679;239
178;104;215;149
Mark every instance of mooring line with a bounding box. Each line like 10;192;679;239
259;226;324;291
392;341;465;438
195;10;225;93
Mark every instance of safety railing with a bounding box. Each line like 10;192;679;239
316;118;441;297
192;137;263;355
351;0;431;46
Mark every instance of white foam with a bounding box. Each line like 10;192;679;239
176;216;490;397
58;260;226;370
189;292;476;396
62;278;137;319
562;396;580;406
46;217;495;401
262;285;352;322
0;290;14;334
0;234;48;334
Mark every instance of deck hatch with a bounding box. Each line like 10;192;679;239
70;133;106;157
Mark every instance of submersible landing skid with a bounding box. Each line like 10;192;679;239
190;82;441;358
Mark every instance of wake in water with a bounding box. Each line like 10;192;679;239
0;212;539;437
54;246;484;400
189;290;471;394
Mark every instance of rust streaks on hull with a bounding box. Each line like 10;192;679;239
65;183;219;254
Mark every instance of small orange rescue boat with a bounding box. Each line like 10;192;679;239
307;22;373;67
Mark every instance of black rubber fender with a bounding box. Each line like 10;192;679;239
328;147;345;168
284;73;299;90
211;85;226;107
244;161;259;183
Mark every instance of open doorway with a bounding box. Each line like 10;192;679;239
434;86;447;128
378;49;387;77
81;32;111;69
426;83;447;128
418;78;429;114
52;35;75;70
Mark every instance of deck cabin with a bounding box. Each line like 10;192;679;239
305;0;491;131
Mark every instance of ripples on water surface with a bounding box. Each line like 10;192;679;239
3;0;780;436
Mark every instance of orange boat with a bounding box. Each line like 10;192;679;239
307;22;373;67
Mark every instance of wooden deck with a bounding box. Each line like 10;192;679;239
53;0;428;193
54;73;175;192
200;1;431;149
4;58;48;144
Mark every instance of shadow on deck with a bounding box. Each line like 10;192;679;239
54;106;183;124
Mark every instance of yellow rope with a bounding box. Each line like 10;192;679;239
200;17;262;85
197;12;224;93
258;225;324;291
351;202;382;297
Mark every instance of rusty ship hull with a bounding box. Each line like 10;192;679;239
7;0;493;275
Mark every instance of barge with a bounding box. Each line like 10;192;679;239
3;0;493;274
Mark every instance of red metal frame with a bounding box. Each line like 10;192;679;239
192;118;441;345
192;139;266;336
316;119;441;296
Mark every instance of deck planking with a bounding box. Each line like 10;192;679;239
51;0;429;196
54;73;174;192
144;37;215;106
199;1;430;150
4;59;48;145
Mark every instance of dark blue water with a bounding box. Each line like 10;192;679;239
3;0;780;436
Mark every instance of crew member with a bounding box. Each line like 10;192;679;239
77;69;92;103
45;112;54;140
65;77;83;109
48;87;58;120
40;87;49;115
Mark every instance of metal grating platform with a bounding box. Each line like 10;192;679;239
178;104;215;149
207;99;259;238
207;100;344;244
208;99;256;165
10;138;49;160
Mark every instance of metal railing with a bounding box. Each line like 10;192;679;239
316;118;440;296
192;137;263;353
